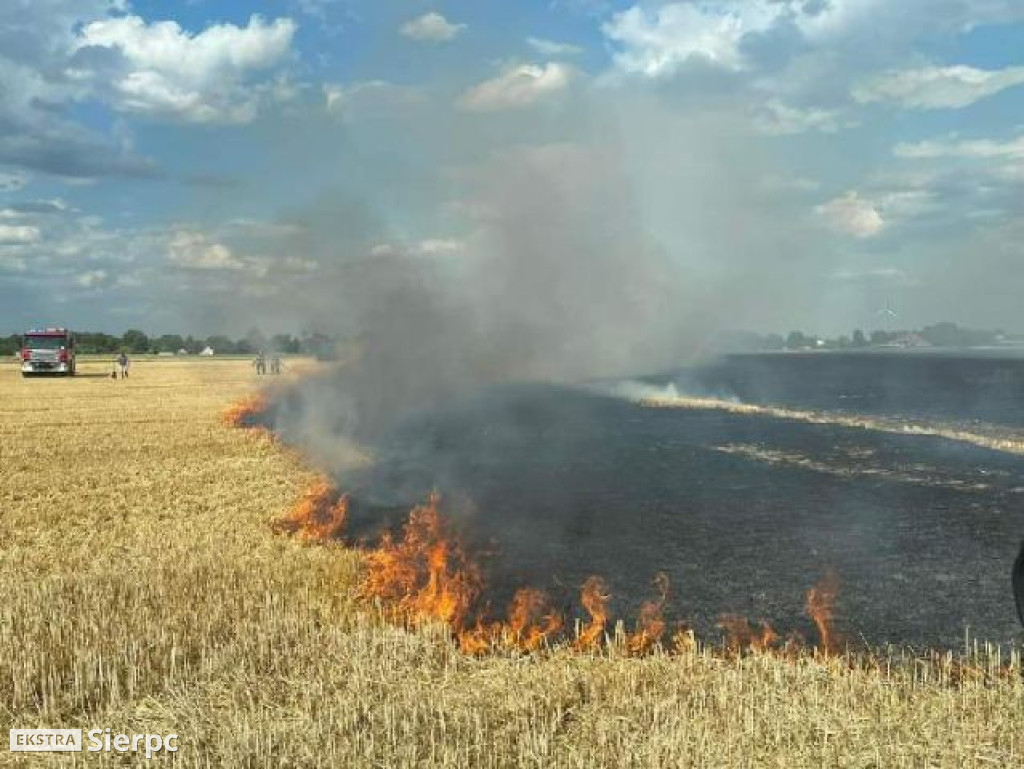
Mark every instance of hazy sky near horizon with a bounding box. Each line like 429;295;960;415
1;0;1022;337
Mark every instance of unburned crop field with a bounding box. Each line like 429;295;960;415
0;359;1022;767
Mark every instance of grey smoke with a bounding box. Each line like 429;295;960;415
234;86;823;482
269;144;692;460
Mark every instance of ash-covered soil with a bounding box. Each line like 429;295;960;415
332;382;1024;651
265;353;1024;650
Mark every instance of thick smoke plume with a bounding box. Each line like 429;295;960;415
268;133;718;475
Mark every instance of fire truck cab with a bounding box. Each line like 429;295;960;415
20;328;77;376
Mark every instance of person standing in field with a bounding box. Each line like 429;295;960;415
117;351;130;379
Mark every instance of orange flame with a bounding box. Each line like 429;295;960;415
272;478;348;542
626;572;669;654
358;494;572;655
575;576;610;651
806;569;841;655
221;392;269;429
361;493;481;633
506;588;564;651
270;482;843;659
458;620;498;655
717;615;780;653
455;589;565;655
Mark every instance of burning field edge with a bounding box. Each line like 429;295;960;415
223;390;1024;679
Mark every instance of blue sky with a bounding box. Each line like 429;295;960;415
1;0;1023;340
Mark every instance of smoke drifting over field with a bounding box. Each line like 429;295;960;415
269;151;671;450
261;95;810;453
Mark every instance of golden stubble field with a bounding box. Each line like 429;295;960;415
1;358;1022;767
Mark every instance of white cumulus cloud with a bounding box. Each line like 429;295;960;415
816;192;885;238
603;2;785;75
72;14;297;123
854;65;1024;109
601;1;1020;78
168;231;244;270
0;224;42;245
400;12;465;43
459;63;573;111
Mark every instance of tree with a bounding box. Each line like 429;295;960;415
245;327;268;353
852;329;867;347
920;322;997;348
272;334;300;354
77;332;120;354
121;329;150;354
786;331;808;349
155;334;185;353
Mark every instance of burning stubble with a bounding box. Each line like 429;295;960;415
259;458;843;658
237;360;1024;652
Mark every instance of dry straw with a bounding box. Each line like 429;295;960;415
0;359;1021;767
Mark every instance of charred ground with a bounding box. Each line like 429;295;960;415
263;354;1024;651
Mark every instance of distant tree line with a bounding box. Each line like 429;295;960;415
4;321;1014;359
0;329;336;357
717;323;1016;353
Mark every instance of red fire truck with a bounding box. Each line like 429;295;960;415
20;328;77;376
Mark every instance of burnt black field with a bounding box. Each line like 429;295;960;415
276;351;1024;650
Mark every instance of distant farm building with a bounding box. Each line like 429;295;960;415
199;347;215;356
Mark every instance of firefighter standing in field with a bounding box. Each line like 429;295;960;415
117;351;130;379
253;350;267;376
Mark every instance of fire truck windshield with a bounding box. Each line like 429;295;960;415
25;336;67;350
